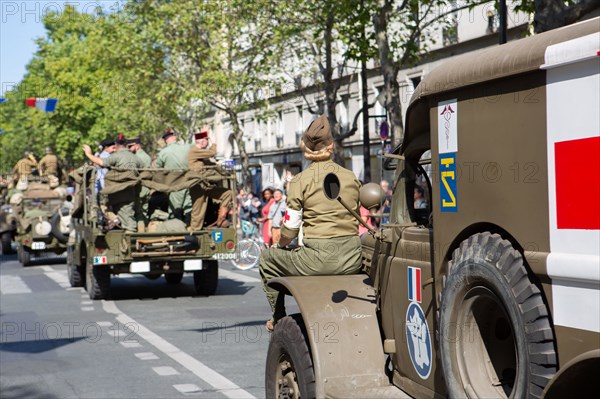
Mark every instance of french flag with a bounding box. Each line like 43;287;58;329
26;98;58;112
408;267;422;303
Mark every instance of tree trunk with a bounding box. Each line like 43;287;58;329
228;110;252;190
373;0;404;147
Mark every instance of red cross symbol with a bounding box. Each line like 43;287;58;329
283;211;290;222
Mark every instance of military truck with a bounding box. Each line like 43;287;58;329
265;19;599;398
13;183;72;266
0;203;17;255
68;165;237;300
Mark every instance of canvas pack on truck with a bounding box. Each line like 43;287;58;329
68;164;237;300
264;18;599;399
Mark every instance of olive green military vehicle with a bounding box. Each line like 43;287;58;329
13;183;72;266
68;165;237;300
265;19;599;399
0;203;17;255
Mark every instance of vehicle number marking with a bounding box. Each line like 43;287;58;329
32;242;46;250
94;256;108;265
212;253;236;260
440;153;458;212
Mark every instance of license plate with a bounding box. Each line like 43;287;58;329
32;242;46;250
130;261;150;273
184;259;203;271
211;253;236;260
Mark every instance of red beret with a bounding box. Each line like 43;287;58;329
194;130;208;140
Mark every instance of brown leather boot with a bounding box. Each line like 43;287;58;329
215;207;230;227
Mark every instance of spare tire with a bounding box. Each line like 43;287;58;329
50;208;70;243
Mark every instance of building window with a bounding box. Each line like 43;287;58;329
255;139;261;152
276;135;284;149
486;10;495;34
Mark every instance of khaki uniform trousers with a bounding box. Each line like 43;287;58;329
108;186;141;232
189;185;233;230
259;235;362;320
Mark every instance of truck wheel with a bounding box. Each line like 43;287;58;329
85;254;110;300
67;246;84;287
266;314;316;399
1;232;13;255
193;260;218;296
164;272;183;284
19;245;31;266
439;233;556;399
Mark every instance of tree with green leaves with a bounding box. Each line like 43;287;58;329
129;0;291;189
515;0;599;33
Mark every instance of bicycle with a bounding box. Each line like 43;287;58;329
231;219;268;270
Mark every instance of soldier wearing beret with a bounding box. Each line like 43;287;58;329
187;129;233;230
154;130;192;222
95;138;116;193
259;114;362;332
83;134;145;231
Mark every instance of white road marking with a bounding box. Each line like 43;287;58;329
120;341;143;348
81;300;93;305
102;300;256;399
0;275;32;295
153;366;179;376
66;287;84;291
41;266;54;272
44;270;70;288
174;384;202;394
96;321;113;327
220;269;261;284
107;329;126;337
135;352;159;361
81;306;94;312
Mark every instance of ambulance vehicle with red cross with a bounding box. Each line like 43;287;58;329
265;18;599;399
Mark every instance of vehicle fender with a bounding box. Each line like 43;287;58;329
542;349;600;398
268;275;388;398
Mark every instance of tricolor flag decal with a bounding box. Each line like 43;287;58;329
26;98;58;112
408;266;422;303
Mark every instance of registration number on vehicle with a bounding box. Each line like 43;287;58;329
32;242;46;250
212;253;236;260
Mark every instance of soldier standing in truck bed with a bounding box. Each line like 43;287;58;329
12;151;38;190
82;134;145;231
187;130;233;230
259;114;362;332
154;130;192;223
38;147;60;188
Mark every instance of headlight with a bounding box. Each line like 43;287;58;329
0;205;12;214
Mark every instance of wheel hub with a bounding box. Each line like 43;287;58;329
276;357;300;399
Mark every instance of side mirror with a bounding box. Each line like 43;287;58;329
323;173;377;235
359;183;385;211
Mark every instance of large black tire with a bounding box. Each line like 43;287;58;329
266;314;316;399
85;253;110;300
67;246;84;287
50;211;69;243
1;232;14;255
439;232;557;399
164;272;183;284
18;245;31;266
193;260;218;296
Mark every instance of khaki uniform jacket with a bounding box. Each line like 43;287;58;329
135;149;152;168
39;154;59;176
13;158;37;176
104;148;145;170
154;142;191;169
188;144;216;170
281;159;360;241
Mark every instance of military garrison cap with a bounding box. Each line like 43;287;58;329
127;136;141;145
101;138;116;148
162;129;175;140
302;114;333;151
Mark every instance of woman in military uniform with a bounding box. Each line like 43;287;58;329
259;114;362;332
